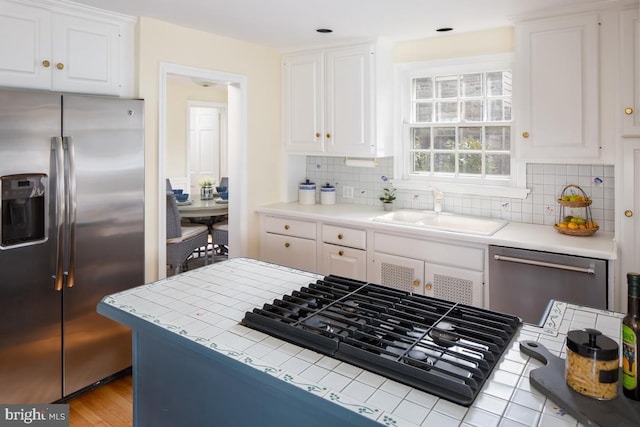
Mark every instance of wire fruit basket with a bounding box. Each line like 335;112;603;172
554;184;599;236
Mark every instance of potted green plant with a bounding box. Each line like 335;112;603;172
379;187;396;211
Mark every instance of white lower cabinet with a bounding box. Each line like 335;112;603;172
260;216;317;272
320;224;367;280
371;233;485;308
322;243;366;281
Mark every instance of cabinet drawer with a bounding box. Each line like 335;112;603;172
263;233;316;272
265;216;316;239
322;224;366;249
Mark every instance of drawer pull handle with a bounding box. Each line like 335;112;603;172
42;60;51;68
284;224;290;230
425;283;432;291
284;242;290;248
625;107;633;115
338;234;343;240
339;250;344;256
412;280;420;287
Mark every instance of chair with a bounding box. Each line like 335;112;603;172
166;191;209;274
212;220;228;259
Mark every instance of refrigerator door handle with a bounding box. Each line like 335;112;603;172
64;136;77;288
53;136;65;291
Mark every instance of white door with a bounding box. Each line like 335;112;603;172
189;106;222;193
620;141;640;311
0;1;51;90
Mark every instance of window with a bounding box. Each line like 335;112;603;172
399;55;514;189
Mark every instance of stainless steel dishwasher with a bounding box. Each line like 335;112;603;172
488;245;607;324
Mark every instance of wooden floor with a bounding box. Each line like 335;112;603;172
68;374;133;427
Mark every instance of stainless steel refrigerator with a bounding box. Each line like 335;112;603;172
0;89;144;403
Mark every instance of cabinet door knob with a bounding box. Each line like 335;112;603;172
284;224;290;230
425;283;432;291
326;133;331;139
625;210;634;217
522;131;530;138
284;242;290;248
625;107;633;115
412;280;420;287
42;60;51;68
338;250;344;256
315;132;321;138
56;63;64;70
337;234;343;240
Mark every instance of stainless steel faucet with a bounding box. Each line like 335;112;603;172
433;188;444;213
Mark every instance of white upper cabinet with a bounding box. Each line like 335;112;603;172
621;5;640;137
283;52;324;153
515;13;600;161
0;0;134;96
283;42;392;157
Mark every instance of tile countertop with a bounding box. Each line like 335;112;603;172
100;258;625;427
255;203;617;260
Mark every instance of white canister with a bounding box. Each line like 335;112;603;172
320;183;336;205
298;179;316;205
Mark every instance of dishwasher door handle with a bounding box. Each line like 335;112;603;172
493;254;595;275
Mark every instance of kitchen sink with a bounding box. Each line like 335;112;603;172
373;210;508;236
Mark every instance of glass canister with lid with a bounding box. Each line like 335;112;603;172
565;328;619;400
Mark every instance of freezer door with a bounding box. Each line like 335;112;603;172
0;90;62;403
61;95;144;397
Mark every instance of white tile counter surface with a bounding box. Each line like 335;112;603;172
102;258;625;427
256;203;616;260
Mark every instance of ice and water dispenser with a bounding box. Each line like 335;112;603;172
1;174;47;248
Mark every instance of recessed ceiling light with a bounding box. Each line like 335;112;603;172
316;28;333;34
436;27;453;32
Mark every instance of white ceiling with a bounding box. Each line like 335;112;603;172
71;0;608;51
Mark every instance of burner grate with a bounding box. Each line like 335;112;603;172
243;275;521;406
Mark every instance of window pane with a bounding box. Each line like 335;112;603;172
488;99;512;121
433;127;456;149
414;77;433;99
412;152;431;172
459;153;482;174
435;76;458;98
434;152;455;173
459;127;482;150
486;71;512;97
435;101;458;122
485;126;510;150
461;73;483;97
462;100;483;122
411;128;431;149
416;103;433;122
486;153;511;176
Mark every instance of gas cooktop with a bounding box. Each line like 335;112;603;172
242;275;521;406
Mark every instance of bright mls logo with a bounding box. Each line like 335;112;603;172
0;405;68;427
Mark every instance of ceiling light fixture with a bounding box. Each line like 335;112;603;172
316;28;333;34
436;27;453;32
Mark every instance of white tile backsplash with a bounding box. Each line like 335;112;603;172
305;157;615;232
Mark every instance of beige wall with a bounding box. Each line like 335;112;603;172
393;27;514;62
138;17;282;281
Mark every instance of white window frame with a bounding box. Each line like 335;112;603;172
393;53;529;198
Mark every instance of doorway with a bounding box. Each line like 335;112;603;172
158;63;247;279
188;102;228;194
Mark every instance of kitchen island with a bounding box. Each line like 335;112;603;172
98;258;624;426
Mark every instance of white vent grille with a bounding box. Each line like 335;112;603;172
380;262;415;293
433;273;473;305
